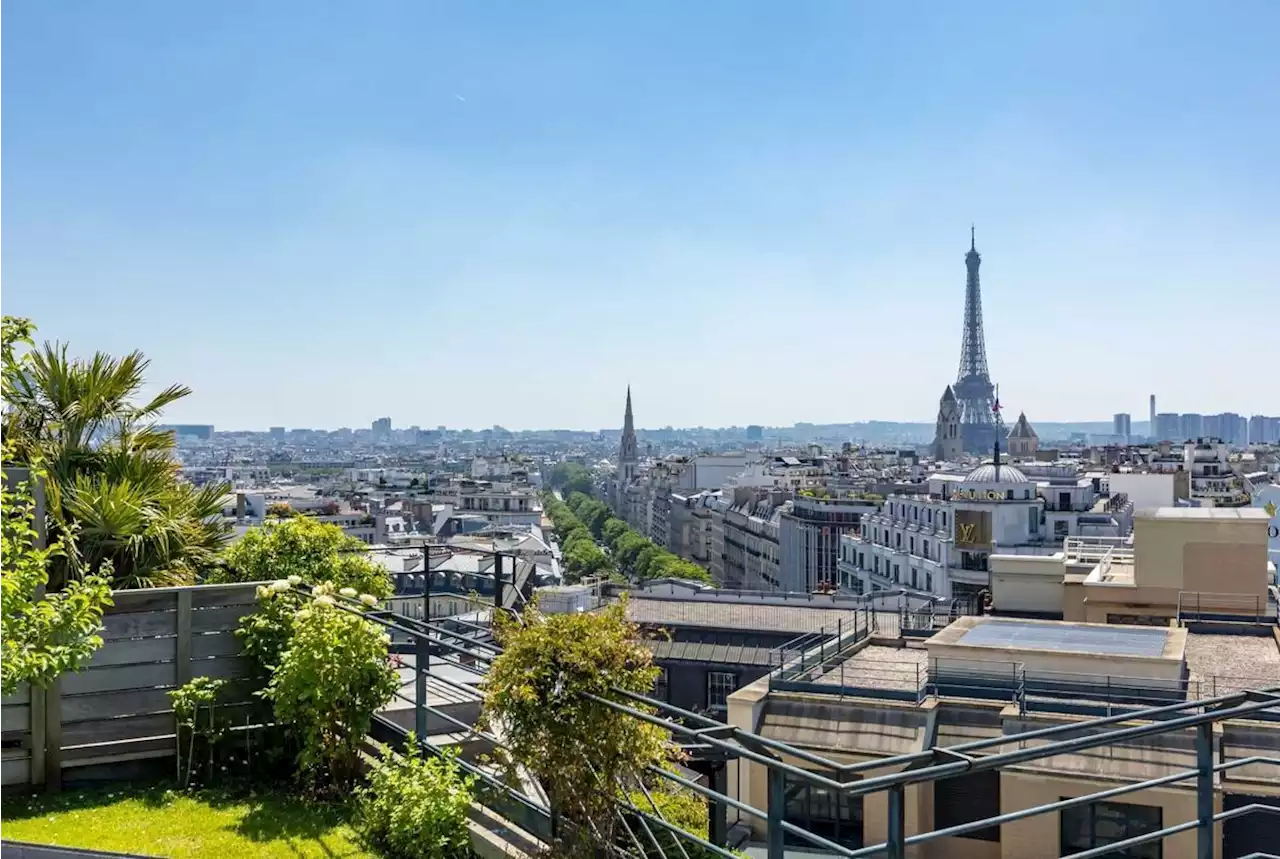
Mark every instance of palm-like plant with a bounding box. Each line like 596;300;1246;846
3;322;230;589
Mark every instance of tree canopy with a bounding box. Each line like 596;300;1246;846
480;597;671;857
546;461;595;497
211;516;393;598
2;316;230;589
548;490;716;587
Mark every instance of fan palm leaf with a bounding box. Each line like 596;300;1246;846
4;331;227;589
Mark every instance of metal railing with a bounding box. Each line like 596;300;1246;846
284;567;1279;859
1177;590;1277;626
1063;534;1134;565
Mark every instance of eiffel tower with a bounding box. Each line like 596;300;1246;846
953;227;999;454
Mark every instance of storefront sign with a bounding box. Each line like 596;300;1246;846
955;488;1006;501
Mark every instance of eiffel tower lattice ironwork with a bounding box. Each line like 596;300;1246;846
953;227;999;454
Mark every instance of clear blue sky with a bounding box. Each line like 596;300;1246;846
5;1;1277;431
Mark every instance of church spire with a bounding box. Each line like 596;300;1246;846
618;385;638;484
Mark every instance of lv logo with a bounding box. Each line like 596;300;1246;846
958;523;977;543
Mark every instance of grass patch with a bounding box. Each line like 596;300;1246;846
1;783;377;858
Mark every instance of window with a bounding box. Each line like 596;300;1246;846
893;564;900;582
1054;520;1070;538
909;537;915;554
941;512;947;528
928;509;933;524
935;771;1000;842
707;672;738;711
1029;508;1039;533
783;771;863;849
1005;489;1014;500
874;556;881;574
925;573;932;591
654;667;669;701
1060;800;1162;859
910;569;918;589
896;533;902;548
923;540;931;559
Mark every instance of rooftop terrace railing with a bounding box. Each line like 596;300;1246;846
1177;590;1278;627
124;540;1273;859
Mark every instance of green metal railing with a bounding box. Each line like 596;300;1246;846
299;572;1280;859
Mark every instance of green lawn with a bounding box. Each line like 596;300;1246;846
1;784;377;858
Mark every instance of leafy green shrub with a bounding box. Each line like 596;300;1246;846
357;737;476;859
480;596;670;857
262;583;399;792
1;444;112;696
212;516;391;597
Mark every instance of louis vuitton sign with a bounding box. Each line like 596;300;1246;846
954;509;992;550
954;488;1007;501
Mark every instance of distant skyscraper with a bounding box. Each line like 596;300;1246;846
1155;413;1182;442
951;228;999;454
746;424;764;442
1113;413;1132;441
268;426;286;441
1180;413;1204;441
1149;395;1156;436
372;416;391;439
1209;412;1247;446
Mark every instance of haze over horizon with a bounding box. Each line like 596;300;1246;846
5;1;1277;429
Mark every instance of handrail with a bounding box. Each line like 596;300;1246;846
283;574;1279;859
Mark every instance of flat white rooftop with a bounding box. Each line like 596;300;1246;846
928;616;1187;683
1136;507;1270;522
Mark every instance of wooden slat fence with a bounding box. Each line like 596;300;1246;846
1;582;266;790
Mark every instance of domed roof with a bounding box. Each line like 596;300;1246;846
965;463;1030;484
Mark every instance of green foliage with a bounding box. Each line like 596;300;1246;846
562;539;610;581
265;501;295;519
602;518;629;548
543;489;714;587
213;516;392;598
613;530;649;569
356;737;475;859
546;461;595;497
261;583;399;792
1;450;113;696
169;677;228;788
480;597;671;857
627;784;729;859
2;315;230;589
635;545;662;580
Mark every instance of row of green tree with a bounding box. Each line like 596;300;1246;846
547;491;714;586
542;492;613;582
545;460;595;497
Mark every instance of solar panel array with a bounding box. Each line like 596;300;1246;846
957;620;1168;657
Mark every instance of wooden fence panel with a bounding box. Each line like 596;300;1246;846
1;684;34;788
191;632;244;660
5;582;265;787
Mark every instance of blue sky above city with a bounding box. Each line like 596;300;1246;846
4;1;1277;430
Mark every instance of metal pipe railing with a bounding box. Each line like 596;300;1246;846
281;578;1278;859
